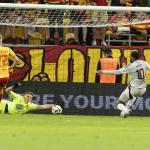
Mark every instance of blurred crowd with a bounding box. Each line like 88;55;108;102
0;0;150;46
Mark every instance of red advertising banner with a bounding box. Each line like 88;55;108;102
10;46;150;84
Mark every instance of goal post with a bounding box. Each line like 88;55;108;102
0;3;150;28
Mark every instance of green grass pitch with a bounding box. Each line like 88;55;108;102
0;114;150;150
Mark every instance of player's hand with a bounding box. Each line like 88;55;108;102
12;82;22;89
96;70;103;75
9;68;13;74
15;82;22;87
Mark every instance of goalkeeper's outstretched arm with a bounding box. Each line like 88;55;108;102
36;104;55;110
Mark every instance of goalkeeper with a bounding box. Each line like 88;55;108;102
0;83;57;114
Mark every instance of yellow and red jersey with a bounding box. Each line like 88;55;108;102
0;46;16;78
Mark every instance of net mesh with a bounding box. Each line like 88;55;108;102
0;3;150;28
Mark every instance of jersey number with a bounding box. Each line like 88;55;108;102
136;68;145;79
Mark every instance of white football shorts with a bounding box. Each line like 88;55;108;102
118;85;146;103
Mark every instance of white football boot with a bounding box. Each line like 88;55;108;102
120;109;132;118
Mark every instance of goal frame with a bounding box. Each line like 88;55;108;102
0;3;150;28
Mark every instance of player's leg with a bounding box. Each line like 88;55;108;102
0;87;4;101
82;27;87;45
117;86;132;118
126;96;136;109
0;77;9;102
0;100;7;114
126;87;146;109
74;28;79;44
132;87;146;97
117;102;132;117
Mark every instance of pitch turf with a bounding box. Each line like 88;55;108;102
0;115;150;150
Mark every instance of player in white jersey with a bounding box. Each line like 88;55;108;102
97;51;150;118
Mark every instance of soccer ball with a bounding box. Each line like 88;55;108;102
51;105;62;114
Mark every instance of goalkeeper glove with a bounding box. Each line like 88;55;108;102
12;82;22;89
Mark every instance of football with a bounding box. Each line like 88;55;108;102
51;105;62;114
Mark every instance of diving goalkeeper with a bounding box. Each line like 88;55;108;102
0;83;59;114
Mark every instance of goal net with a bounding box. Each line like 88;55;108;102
0;3;150;28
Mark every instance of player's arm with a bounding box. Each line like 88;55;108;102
5;83;22;101
9;48;19;69
36;104;55;110
5;86;13;94
9;55;19;69
97;67;126;75
97;63;131;75
5;83;21;94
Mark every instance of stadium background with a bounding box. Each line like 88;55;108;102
10;46;150;84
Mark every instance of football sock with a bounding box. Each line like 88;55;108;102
126;97;136;109
117;103;128;113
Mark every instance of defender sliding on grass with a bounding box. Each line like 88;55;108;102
97;51;150;118
0;83;62;114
